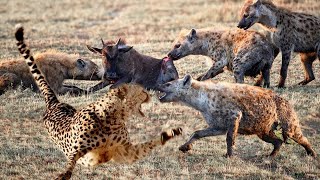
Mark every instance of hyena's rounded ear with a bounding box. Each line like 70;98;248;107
187;29;197;43
76;59;86;69
182;74;192;87
87;45;102;54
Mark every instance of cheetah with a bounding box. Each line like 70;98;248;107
238;0;320;87
0;50;102;96
15;25;182;180
168;28;278;87
158;74;316;158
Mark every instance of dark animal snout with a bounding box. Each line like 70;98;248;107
237;18;252;30
237;21;245;29
106;72;119;80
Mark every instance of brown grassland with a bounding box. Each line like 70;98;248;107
0;0;320;179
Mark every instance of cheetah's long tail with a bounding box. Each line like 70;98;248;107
15;25;59;107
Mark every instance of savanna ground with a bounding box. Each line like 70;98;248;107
1;0;320;179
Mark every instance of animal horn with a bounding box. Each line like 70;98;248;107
116;38;121;46
100;38;105;45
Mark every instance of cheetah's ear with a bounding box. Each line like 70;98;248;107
182;74;192;87
87;45;102;54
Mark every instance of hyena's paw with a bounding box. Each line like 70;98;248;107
161;127;182;145
179;144;192;153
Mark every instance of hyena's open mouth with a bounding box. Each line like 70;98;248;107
158;92;167;101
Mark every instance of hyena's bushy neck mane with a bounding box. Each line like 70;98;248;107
15;25;59;107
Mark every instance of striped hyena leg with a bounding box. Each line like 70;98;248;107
298;52;317;85
112;128;182;163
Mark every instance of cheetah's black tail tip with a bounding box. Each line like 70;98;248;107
15;24;24;42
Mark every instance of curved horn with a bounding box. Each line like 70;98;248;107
116;38;121;46
100;38;105;45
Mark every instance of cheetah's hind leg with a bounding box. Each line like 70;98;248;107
112;127;182;164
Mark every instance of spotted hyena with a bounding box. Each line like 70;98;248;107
238;0;320;87
158;74;316;157
0;50;102;96
168;28;278;87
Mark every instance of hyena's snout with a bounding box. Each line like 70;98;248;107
237;18;247;29
167;50;182;60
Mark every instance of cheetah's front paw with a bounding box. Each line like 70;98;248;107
161;127;182;145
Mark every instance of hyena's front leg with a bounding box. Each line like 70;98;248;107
278;46;293;88
200;50;228;81
112;128;182;164
179;127;226;153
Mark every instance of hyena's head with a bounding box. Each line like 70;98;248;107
158;74;192;102
237;0;263;30
87;38;132;81
36;51;102;81
72;58;102;80
168;29;203;60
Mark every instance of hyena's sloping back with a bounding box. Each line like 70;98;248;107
15;25;59;107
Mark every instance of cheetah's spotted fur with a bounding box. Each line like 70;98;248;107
15;25;182;180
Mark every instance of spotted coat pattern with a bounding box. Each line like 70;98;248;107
15;25;182;180
168;28;278;87
158;75;316;157
238;0;320;87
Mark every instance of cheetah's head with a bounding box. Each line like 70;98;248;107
118;84;150;117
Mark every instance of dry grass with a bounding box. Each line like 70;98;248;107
1;0;320;179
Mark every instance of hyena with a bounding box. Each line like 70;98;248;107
238;0;320;87
158;74;316;157
168;28;278;87
0;50;102;96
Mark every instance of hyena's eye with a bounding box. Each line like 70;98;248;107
243;14;249;18
174;43;181;49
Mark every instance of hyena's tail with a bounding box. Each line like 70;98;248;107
275;95;317;157
15;25;59;107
